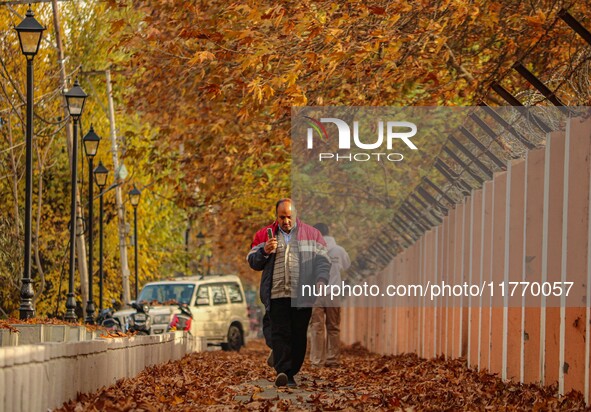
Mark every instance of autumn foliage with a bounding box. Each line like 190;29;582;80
113;0;591;282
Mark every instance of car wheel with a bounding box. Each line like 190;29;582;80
222;324;242;352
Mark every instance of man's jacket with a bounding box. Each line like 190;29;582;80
247;219;331;311
324;236;351;286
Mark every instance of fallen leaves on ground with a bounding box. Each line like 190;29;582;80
0;317;97;332
0;317;129;336
55;339;588;411
98;330;134;339
0;320;20;333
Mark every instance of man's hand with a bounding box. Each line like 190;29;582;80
264;237;278;254
316;280;327;295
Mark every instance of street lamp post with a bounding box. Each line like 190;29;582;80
64;79;87;322
93;162;108;311
83;126;100;324
128;185;141;300
15;7;45;320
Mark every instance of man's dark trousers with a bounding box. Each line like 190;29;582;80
270;297;312;377
262;311;272;348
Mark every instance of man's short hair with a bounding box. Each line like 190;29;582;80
275;198;292;213
313;223;329;236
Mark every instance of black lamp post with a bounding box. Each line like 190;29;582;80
128;185;141;300
83;126;100;324
15;7;45;320
64;79;87;322
93;161;108;311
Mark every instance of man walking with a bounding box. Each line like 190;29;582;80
247;199;331;387
310;223;351;367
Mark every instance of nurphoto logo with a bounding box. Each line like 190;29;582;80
303;116;418;162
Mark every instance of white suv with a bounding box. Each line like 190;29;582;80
113;274;249;350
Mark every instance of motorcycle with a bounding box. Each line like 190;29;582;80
97;307;123;332
126;302;151;335
167;302;193;333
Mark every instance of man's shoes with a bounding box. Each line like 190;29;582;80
287;376;297;388
275;372;288;387
267;350;274;368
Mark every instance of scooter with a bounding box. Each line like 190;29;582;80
97;307;123;332
167;303;193;333
126;302;151;335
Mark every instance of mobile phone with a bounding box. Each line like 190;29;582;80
267;228;273;239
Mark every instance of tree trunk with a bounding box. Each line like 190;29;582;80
6;113;20;236
105;69;131;304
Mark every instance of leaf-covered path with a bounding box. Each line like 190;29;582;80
57;339;587;411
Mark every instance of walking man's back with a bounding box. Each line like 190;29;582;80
310;223;351;367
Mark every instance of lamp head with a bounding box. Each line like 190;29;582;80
15;7;45;58
128;185;141;207
93;161;109;188
64;79;87;119
83;125;100;158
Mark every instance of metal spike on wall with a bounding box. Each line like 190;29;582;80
448;135;494;179
558;9;591;46
434;159;472;195
458;126;507;170
490;82;553;134
478;103;536;150
512;62;569;113
442;146;485;185
423;178;455;207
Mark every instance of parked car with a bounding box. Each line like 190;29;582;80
113;274;249;350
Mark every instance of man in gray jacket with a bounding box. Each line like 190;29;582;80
309;223;351;367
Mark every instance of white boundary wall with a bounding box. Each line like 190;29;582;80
0;332;205;412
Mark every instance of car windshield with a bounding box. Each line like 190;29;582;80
138;283;195;305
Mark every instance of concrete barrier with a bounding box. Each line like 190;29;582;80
0;332;206;412
0;330;18;347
